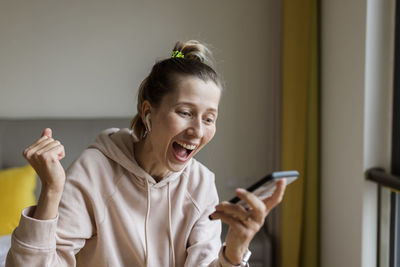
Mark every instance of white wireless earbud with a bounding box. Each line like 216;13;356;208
145;113;151;132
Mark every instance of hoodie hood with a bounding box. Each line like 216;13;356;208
88;128;187;188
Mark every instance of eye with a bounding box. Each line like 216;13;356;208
179;111;191;117
204;117;215;124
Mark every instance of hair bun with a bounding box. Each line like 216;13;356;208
173;40;215;67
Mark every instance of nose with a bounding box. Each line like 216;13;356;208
187;117;203;138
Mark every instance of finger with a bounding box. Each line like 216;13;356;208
264;179;287;210
57;147;65;160
49;144;65;161
210;211;249;231
235;188;267;217
35;140;62;156
23;128;53;157
23;135;48;156
24;137;55;159
215;202;249;222
36;144;65;162
41;128;52;138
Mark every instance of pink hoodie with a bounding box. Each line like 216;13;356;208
6;128;242;266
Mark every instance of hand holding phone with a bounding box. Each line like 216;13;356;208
229;170;299;209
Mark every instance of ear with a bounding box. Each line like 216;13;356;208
141;100;152;125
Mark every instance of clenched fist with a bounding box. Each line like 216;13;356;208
23;128;66;219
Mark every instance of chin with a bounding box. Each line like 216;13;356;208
168;161;189;173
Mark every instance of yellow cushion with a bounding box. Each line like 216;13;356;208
0;165;36;236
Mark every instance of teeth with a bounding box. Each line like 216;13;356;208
176;141;196;150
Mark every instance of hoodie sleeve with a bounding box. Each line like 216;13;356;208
6;151;103;267
183;173;245;267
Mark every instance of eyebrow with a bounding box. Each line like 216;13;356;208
174;102;218;113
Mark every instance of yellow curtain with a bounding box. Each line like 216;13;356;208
280;0;319;267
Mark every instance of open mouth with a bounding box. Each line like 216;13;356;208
172;141;196;161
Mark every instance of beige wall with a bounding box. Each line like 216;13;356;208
0;0;282;200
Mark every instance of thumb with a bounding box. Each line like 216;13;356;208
41;128;52;138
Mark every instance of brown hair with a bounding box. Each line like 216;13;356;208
130;40;222;139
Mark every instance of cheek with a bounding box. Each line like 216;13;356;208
159;114;187;137
204;126;216;144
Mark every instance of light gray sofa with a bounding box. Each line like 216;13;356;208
0;118;275;267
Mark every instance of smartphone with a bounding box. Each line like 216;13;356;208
229;170;299;208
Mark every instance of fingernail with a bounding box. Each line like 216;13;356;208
236;188;246;194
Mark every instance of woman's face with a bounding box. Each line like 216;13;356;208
145;76;221;175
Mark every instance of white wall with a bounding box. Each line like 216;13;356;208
321;0;394;266
0;0;282;201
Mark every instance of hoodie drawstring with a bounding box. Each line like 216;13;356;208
167;182;176;267
144;180;176;267
144;178;151;267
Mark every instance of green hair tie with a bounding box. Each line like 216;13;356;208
171;50;184;58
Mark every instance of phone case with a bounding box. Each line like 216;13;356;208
229;170;299;208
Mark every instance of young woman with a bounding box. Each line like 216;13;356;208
6;40;286;267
